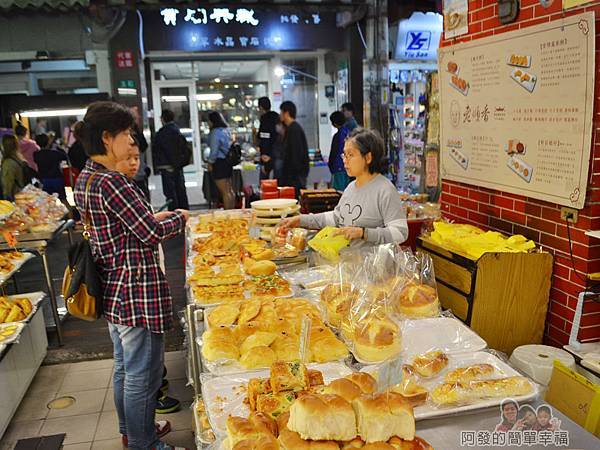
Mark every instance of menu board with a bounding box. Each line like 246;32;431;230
439;12;595;209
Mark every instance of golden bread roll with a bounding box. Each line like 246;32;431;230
469;376;532;398
288;393;357;441
270;361;309;393
247;260;277;277
247;378;272;411
276;411;290;432
249;411;278;437
444;363;495;383
226;416;260;447
430;382;467;405
321;378;363;403
5;304;24;322
239;300;263;324
397;284;439;318
17;299;32;316
388;436;433;450
278;429;340;450
253;248;276;261
341;438;365;449
233;322;262;344
388;366;428;407
412;350;449;378
353;318;401;363
240;346;276;369
255;302;278;326
207;304;240;327
257;391;297;420
240;331;278;355
309;325;348;362
201;326;239;361
271;333;301;362
232;435;279;450
352;392;415;443
345;373;377;394
362;443;395;450
321;283;359;327
270;318;297;334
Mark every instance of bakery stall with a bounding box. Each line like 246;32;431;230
181;207;599;448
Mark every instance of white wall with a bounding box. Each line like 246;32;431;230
316;53;336;159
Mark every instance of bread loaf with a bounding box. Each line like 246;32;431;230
352;392;415;443
278;429;340;450
247;260;277;277
388;436;434;450
345;373;377;394
397;284;439;318
412;351;449;378
271;361;309;393
321;378;363;403
232;435;279;450
288;393;357;441
207;303;240;327
444;363;495;383
388;365;428;407
353;318;401;363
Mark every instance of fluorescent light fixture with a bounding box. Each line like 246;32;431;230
274;66;285;77
234;84;239;88
20;108;87;118
179;128;193;134
225;85;230;89
249;84;254;88
214;77;221;83
117;88;137;96
161;95;187;102
196;93;223;101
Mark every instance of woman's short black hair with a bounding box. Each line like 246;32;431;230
208;111;228;129
330;111;345;127
347;128;386;174
74;101;134;157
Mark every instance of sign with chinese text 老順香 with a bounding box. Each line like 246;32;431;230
142;7;341;52
438;12;595;209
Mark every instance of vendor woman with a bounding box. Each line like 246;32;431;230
280;128;408;245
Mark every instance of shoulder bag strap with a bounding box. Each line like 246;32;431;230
82;171;99;239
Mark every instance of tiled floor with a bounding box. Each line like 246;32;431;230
0;351;195;450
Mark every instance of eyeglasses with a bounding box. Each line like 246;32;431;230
341;152;358;160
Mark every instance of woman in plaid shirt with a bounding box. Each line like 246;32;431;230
73;102;189;450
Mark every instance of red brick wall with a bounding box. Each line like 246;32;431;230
439;0;600;347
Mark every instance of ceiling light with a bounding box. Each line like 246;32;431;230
161;95;187;102
214;77;221;83
20;108;87;118
196;93;223;101
249;84;254;88
225;85;230;89
234;84;239;88
274;66;285;77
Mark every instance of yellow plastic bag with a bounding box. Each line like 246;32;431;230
308;226;350;262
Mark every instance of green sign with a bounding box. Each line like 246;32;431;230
118;79;136;89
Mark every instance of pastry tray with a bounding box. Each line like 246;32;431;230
201;361;353;438
5;291;46;324
362;351;539;421
0;322;26;345
0;252;35;286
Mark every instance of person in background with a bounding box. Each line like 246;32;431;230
207;111;235;210
15;123;40;173
256;97;280;180
153;109;190;211
67;139;88;173
34;118;48;137
131;113;151;201
1;135;26;200
34;133;68;201
279;101;309;196
63;117;77;149
495;399;519;432
73;101;189;450
280;128;408;246
272;121;286;184
341;102;358;132
328;111;351;191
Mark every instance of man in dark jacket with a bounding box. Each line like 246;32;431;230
152;109;190;210
279;101;309;196
328;111;351;191
256;97;280;180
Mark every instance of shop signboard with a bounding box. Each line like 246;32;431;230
564;0;596;8
395;12;443;61
142;7;342;52
439;12;595;209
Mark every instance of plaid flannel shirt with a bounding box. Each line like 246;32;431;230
74;159;185;333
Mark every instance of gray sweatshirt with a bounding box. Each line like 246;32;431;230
300;175;408;245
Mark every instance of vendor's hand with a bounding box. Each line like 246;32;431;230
261;154;271;163
279;216;301;232
336;226;364;241
154;211;176;221
207;163;213;172
176;209;190;222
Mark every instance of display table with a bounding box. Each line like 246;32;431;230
0;306;48;437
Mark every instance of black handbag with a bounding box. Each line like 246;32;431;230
61;172;103;321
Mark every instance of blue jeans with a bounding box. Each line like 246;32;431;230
108;323;164;450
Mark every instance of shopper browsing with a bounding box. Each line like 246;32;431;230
279;101;309;196
280;128;408;245
256;96;280;179
34;133;68;201
341;102;359;131
73;101;189;450
15;123;40;173
1;135;26;200
207;111;236;209
153;109;190;210
328;111;351;191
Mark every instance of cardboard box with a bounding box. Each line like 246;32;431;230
545;360;600;437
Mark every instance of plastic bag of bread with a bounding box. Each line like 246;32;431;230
340;247;403;364
430;375;534;406
308;226;350;262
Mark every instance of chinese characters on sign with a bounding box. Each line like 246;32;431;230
115;50;134;69
439;13;595;208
